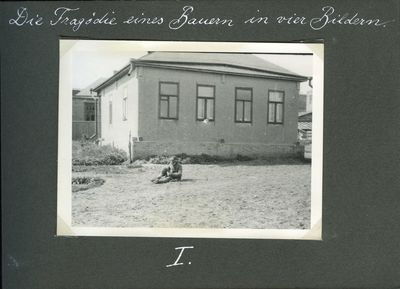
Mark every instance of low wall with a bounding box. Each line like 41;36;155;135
72;121;96;140
131;141;301;159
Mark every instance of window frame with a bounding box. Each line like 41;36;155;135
267;89;285;124
84;102;95;121
158;81;179;120
196;84;216;122
108;100;113;125
122;86;128;121
234;87;253;124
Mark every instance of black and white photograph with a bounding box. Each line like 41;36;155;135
4;1;399;287
57;41;323;239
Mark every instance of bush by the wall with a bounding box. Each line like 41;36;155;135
132;153;306;165
136;153;255;164
72;142;128;166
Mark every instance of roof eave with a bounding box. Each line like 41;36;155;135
73;95;95;99
93;59;308;94
134;61;308;82
136;59;307;80
92;63;132;93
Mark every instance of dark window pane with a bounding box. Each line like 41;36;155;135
207;99;214;120
160;83;178;95
236;101;243;121
198;86;214;98
160;99;168;118
85;103;95;121
109;102;112;124
236;88;252;101
169;96;178;118
197;98;205;119
244;102;251;121
268;104;275;122
276;103;283;122
269;91;283;102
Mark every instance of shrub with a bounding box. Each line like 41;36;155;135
147;155;171;164
186;154;220;164
72;176;105;192
72;176;94;185
236;154;253;161
139;153;253;164
72;142;128;166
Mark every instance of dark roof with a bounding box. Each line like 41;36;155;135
298;112;312;122
75;77;106;97
93;52;309;92
139;52;301;76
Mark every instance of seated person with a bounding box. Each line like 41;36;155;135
151;156;182;184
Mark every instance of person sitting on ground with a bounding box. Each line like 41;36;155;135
151;156;183;184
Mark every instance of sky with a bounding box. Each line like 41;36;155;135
71;43;313;94
72;51;145;89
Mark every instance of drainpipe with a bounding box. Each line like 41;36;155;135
128;62;134;76
89;89;99;140
308;77;313;88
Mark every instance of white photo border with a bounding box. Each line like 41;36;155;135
57;40;324;240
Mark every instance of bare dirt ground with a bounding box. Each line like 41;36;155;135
72;161;311;229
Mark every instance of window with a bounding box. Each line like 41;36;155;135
268;90;284;124
122;87;128;121
235;87;252;123
196;85;215;121
109;101;113;124
159;82;179;119
84;102;95;121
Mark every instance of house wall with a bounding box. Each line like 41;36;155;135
72;97;96;140
132;141;301;158
99;72;139;151
134;66;300;157
298;94;307;113
306;90;313;112
73;97;94;121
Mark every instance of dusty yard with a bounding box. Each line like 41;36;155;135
72;161;311;229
